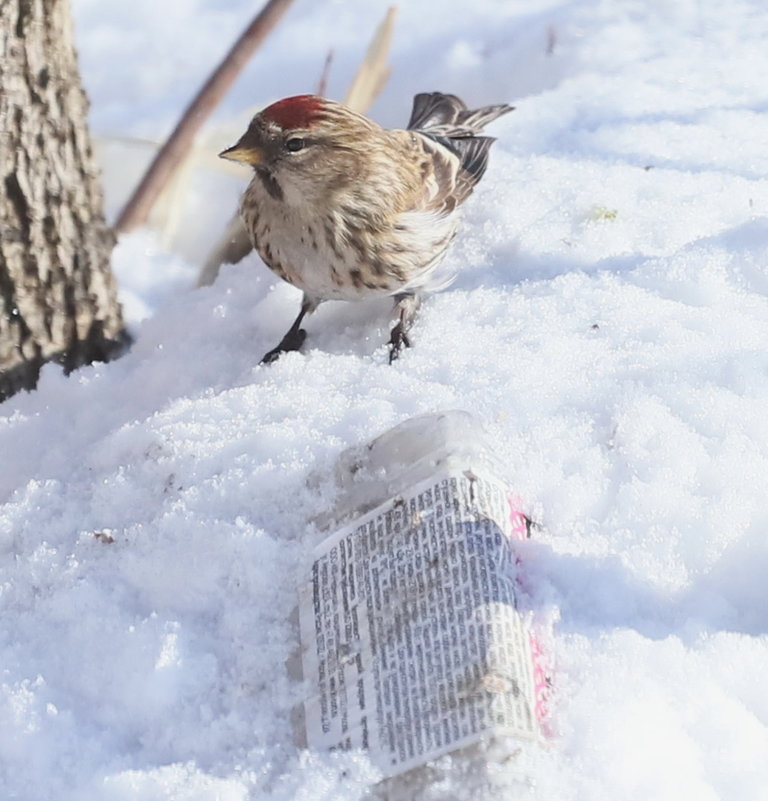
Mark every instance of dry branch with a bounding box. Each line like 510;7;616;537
114;0;296;234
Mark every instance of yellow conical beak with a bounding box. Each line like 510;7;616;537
219;143;264;165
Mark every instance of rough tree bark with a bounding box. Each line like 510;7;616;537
0;0;127;402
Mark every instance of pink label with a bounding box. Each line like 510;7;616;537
529;632;552;731
509;497;552;733
507;496;529;542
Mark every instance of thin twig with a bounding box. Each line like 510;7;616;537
114;0;296;234
344;6;396;112
546;25;557;56
316;49;334;97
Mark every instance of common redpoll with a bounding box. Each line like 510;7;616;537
219;92;513;363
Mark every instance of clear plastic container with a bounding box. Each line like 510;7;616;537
298;411;550;800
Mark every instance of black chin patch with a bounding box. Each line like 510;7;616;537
256;168;284;201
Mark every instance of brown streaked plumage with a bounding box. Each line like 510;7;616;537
219;92;513;363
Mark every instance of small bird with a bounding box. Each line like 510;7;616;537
219;92;513;363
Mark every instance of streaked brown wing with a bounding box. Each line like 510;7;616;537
400;131;494;216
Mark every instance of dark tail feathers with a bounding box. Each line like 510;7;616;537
407;92;514;136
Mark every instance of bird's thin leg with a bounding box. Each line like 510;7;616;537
388;292;421;363
261;294;318;364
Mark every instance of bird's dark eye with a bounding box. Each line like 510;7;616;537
285;137;305;153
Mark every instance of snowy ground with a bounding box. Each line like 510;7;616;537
2;0;768;798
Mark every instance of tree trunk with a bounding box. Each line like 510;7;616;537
0;0;127;403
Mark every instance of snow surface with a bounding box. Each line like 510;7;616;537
3;0;768;798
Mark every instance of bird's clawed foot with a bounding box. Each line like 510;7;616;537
260;296;317;365
388;322;411;363
388;292;420;364
260;327;307;364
